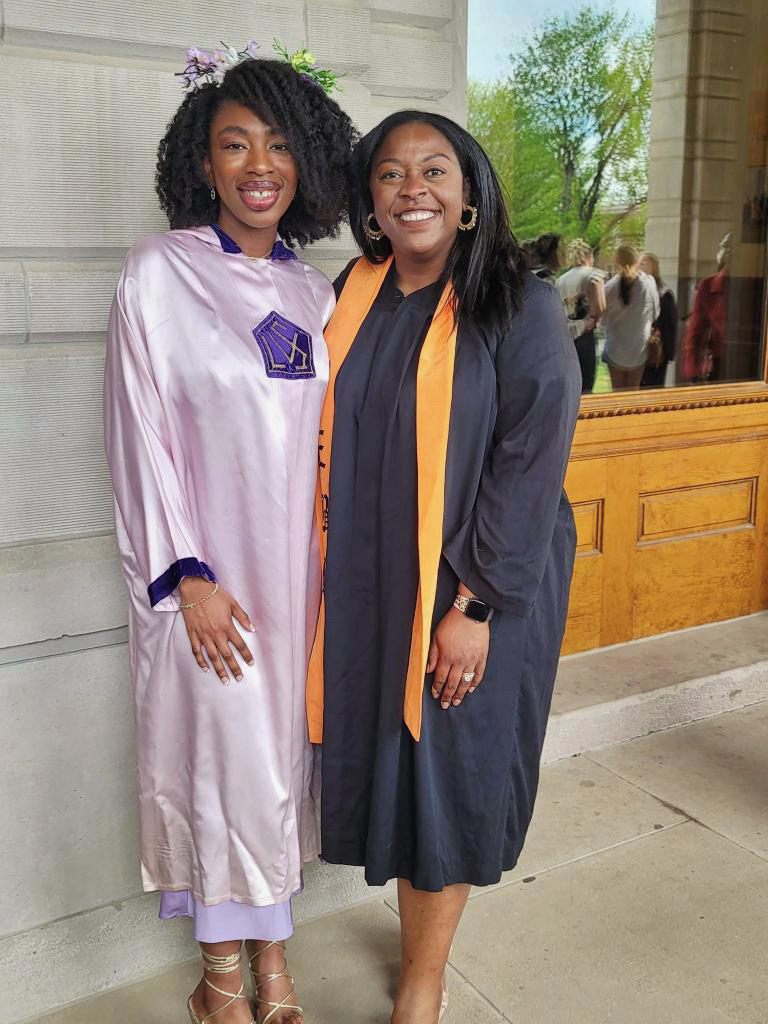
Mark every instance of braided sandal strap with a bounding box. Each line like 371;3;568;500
248;941;303;1024
188;947;256;1024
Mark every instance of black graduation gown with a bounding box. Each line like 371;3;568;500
320;262;581;891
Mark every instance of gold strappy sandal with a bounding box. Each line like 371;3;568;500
248;940;303;1024
188;947;256;1024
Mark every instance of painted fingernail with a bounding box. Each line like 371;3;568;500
248;660;254;666
235;674;243;682
441;701;450;709
468;686;476;692
202;666;209;673
452;698;461;706
432;690;439;699
249;623;256;632
221;678;229;685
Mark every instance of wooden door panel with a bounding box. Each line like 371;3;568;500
634;530;755;636
638;440;762;491
563;400;768;651
563;461;608;653
563;499;604;653
637;478;757;544
562;559;602;653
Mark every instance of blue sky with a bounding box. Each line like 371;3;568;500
468;0;657;82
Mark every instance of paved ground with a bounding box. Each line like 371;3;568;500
34;701;768;1024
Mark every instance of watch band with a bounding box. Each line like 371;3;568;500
453;594;494;622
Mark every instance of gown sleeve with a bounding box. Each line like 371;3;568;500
443;282;581;616
103;263;215;611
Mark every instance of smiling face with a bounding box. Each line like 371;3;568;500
204;100;298;247
369;121;468;264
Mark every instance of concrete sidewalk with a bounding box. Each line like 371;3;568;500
32;700;768;1024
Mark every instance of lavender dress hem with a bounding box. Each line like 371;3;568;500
159;891;295;943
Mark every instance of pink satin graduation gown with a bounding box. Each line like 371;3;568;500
103;225;332;907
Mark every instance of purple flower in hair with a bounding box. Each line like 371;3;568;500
177;37;339;94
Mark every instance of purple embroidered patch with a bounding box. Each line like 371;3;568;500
253;310;315;380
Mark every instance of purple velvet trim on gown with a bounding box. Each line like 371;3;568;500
147;557;215;607
159;891;294;942
210;223;297;262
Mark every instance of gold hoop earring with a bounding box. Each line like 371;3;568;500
364;212;385;241
458;205;478;231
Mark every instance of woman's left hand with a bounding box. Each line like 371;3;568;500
427;608;489;710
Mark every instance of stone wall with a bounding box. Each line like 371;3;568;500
0;3;467;1020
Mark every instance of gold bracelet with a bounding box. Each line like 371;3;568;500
179;581;219;609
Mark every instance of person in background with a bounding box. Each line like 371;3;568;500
682;232;732;382
602;244;660;390
522;232;564;282
639;251;679;388
556;238;606;393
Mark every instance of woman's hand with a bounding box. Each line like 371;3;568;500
427;607;489;710
179;577;255;684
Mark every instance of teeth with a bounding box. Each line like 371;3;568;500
243;190;277;199
399;211;437;222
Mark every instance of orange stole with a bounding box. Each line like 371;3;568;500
306;256;458;743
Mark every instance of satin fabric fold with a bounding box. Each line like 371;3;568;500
307;257;457;742
104;226;332;904
159;890;294;942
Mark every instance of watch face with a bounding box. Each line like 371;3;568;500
464;599;491;623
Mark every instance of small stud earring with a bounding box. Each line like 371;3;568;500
210;186;216;201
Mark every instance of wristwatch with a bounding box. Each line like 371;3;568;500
453;594;494;622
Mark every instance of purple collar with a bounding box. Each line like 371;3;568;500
210;223;297;262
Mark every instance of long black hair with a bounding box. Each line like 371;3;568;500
348;110;525;332
522;232;562;275
156;59;358;247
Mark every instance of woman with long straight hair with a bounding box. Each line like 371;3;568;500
308;110;581;1024
602;244;660;390
639;251;679;388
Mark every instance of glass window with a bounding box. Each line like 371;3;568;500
467;1;768;393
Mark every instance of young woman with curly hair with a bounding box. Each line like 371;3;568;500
103;56;356;1024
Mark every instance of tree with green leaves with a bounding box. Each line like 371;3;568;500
468;7;653;248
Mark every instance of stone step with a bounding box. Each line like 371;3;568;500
544;611;768;762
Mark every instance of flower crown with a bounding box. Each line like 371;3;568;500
178;38;342;94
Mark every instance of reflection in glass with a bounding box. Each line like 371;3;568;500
467;1;768;392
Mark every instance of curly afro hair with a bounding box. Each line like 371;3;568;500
156;59;358;247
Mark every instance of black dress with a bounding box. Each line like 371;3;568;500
320;263;581;891
641;286;679;388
